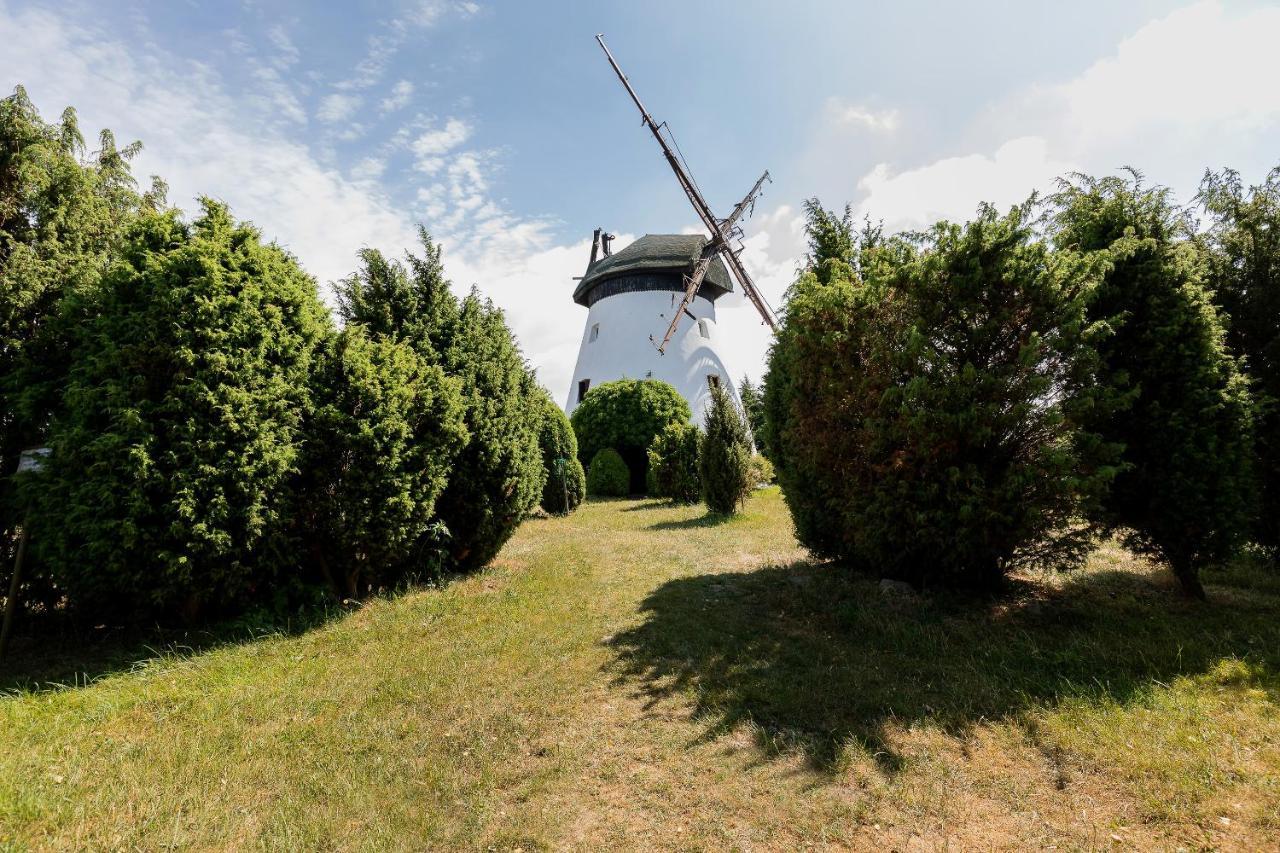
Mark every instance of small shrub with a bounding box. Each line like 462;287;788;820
587;448;630;497
571;378;690;493
699;384;752;514
747;454;775;487
535;392;586;515
648;422;701;504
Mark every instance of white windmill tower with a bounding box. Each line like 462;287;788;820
564;36;778;425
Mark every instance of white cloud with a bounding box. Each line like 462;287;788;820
335;1;477;92
0;4;577;401
855;137;1077;232
379;79;414;113
317;92;361;123
266;24;300;69
1048;1;1280;146
411;118;472;170
828;98;900;132
0;7;413;292
845;1;1280;234
403;0;450;28
350;156;386;182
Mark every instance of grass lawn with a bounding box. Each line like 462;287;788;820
2;488;1278;850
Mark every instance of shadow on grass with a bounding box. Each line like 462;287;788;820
606;559;1280;775
621;499;672;512
0;605;345;696
646;512;738;531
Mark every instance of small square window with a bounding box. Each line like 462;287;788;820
698;319;710;338
589;323;600;343
578;378;591;402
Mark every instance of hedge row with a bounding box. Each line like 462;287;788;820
0;89;575;624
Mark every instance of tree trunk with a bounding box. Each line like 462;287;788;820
1173;563;1207;600
311;542;343;601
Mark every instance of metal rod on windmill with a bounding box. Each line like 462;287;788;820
595;34;777;354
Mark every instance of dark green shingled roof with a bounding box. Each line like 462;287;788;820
573;234;733;306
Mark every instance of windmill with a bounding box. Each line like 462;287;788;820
594;34;778;354
564;37;777;425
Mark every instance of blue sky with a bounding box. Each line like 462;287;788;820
4;0;1280;400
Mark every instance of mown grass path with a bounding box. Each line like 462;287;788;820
2;490;1278;850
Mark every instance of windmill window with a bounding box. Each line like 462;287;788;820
589;323;600;343
578;378;591;403
698;319;710;338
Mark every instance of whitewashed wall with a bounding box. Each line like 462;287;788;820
565;290;740;426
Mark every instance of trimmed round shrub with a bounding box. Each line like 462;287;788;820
28;201;330;619
571;378;690;494
765;201;1116;588
647;421;701;503
587;448;630;497
534;392;586;515
297;326;466;599
1052;173;1256;597
699;384;753;514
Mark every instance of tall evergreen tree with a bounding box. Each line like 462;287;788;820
1052;172;1255;597
533;391;585;516
0;87;149;597
801;198;856;285
436;291;545;569
699;384;753;514
737;376;767;456
1199;166;1280;557
28;201;331;618
297;326;466;598
336;233;544;572
768;202;1115;587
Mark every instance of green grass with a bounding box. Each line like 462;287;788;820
2;489;1278;850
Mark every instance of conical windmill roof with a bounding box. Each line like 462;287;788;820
573;234;734;307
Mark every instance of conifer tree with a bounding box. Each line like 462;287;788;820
337;233;544;572
648;421;701;504
1052;172;1255;597
29;201;330;618
297;326;466;598
1199;166;1280;558
767;201;1115;587
533;392;585;516
699;384;752;514
0;87;148;597
737;376;767;455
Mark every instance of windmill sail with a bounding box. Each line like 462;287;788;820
595;35;777;353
